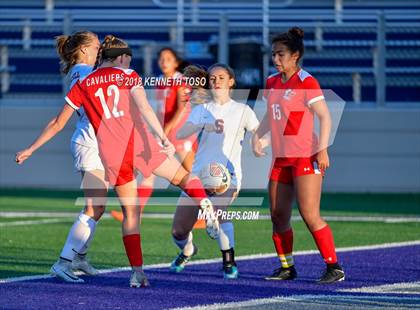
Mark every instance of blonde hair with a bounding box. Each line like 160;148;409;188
55;30;97;74
94;35;129;68
183;65;208;89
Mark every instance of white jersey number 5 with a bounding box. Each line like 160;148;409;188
94;85;124;119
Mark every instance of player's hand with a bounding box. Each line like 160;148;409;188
251;133;266;157
160;137;175;157
316;149;330;171
203;123;217;132
15;148;33;165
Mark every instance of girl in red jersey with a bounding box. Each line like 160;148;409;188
157;47;195;162
111;47;197;223
16;35;219;288
252;27;345;284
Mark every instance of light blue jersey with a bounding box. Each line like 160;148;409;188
66;64;98;148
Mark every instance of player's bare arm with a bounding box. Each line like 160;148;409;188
310;99;332;170
251;112;269;157
176;121;217;140
15;104;75;164
131;86;175;156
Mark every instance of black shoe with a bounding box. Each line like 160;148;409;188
317;264;345;284
169;245;198;273
265;266;297;280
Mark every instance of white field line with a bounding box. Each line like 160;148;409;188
74;197;265;207
0;240;419;284
170;293;420;310
340;281;420;295
0;218;74;227
171;296;294;310
0;211;419;223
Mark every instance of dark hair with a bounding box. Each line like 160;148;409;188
55;30;97;74
157;47;190;72
207;63;236;89
94;34;129;69
271;27;305;62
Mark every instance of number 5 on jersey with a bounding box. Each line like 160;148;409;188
95;85;124;119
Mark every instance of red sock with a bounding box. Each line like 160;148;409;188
311;225;338;265
122;234;143;267
272;229;294;268
183;178;208;205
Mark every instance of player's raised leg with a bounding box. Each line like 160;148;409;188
111;175;154;223
294;173;344;284
152;156;219;239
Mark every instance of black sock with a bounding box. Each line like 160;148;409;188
221;248;236;266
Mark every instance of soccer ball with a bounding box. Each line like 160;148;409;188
199;162;231;195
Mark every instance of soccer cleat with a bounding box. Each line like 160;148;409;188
223;263;239;279
170;245;198;273
200;198;219;239
50;260;84;283
72;254;99;275
317;264;345;284
129;269;150;288
265;266;297;281
110;210;124;223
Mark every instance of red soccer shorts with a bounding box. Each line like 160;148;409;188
269;157;324;184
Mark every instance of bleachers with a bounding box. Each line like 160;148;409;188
0;0;419;104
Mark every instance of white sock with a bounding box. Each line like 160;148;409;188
60;213;96;261
78;217;97;255
173;232;194;256
217;222;235;251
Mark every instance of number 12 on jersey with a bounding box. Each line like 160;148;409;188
94;85;124;119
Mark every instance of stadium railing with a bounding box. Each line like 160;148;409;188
0;3;419;104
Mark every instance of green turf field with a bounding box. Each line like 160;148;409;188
1;188;419;279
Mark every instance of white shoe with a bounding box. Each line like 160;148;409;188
129;269;150;288
50;260;84;283
72;255;99;275
200;198;220;239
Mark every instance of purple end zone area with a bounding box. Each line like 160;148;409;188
1;245;419;309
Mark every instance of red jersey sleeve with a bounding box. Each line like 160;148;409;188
65;81;84;110
303;76;324;106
